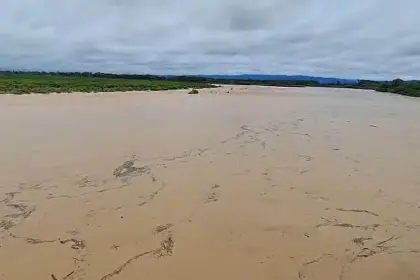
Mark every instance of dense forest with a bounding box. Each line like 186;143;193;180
0;71;419;97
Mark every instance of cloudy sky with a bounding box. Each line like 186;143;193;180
1;0;419;79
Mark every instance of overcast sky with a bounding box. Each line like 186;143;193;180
1;0;419;80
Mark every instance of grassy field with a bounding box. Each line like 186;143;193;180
0;75;216;94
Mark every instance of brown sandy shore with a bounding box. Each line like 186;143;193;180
1;86;420;280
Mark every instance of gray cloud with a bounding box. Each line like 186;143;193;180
1;0;419;79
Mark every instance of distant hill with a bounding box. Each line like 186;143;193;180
198;74;358;85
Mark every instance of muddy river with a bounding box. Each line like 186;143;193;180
1;86;420;280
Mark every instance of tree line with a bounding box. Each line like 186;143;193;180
0;71;418;97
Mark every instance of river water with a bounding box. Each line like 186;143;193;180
1;86;420;280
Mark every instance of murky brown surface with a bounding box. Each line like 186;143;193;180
1;86;420;280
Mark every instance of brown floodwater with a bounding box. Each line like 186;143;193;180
1;86;420;280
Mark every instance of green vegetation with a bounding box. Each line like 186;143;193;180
0;73;216;94
321;79;420;98
375;79;420;97
0;71;419;97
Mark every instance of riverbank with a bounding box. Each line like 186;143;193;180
1;72;419;97
0;75;216;94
